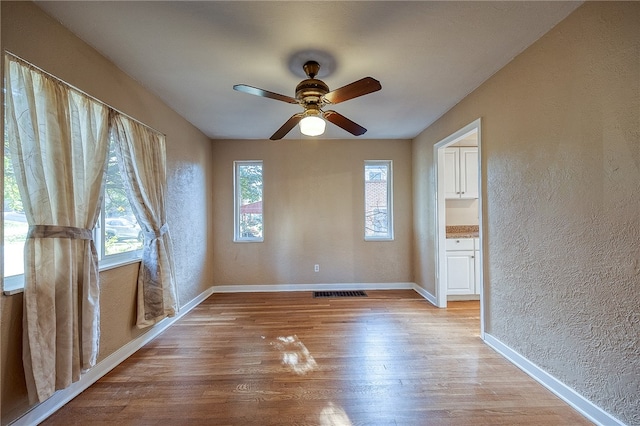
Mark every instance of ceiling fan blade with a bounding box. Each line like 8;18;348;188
323;77;381;105
270;113;304;140
324;110;367;136
233;84;298;104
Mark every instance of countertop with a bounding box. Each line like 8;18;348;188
446;225;479;239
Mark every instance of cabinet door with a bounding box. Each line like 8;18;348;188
444;148;460;199
445;250;475;295
459;147;478;199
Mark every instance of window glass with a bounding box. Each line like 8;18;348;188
364;160;393;240
3;126;27;284
101;137;143;258
234;161;263;242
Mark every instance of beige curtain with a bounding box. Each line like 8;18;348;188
5;56;109;402
111;113;177;328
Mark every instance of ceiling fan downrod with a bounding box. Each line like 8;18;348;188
303;61;321;79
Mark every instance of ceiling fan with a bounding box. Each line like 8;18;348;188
233;61;381;140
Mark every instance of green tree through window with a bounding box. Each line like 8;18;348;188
235;161;263;241
102;138;143;256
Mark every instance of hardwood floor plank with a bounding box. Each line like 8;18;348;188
42;290;591;425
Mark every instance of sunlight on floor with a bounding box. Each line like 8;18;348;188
268;336;352;424
319;402;353;426
270;335;318;375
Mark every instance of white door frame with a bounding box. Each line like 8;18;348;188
434;118;484;337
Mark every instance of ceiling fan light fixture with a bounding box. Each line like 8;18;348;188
299;115;326;137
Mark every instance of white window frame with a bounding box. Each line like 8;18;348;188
234;160;264;243
364;160;394;241
94;211;143;272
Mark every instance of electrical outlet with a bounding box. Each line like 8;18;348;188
314;264;320;272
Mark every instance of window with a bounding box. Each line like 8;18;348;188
2;132;142;293
94;136;143;267
364;160;393;240
3;126;28;292
234;161;263;242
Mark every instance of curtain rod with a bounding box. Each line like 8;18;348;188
4;51;167;138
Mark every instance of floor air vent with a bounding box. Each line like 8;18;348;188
313;290;368;298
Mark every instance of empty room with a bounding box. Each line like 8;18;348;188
1;1;638;425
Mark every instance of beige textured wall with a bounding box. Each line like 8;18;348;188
212;139;413;286
0;2;215;424
412;137;437;296
413;2;639;424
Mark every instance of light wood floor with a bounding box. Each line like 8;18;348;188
43;290;591;425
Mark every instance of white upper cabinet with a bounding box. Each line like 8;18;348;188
444;147;478;199
444;148;460;199
459;147;478;199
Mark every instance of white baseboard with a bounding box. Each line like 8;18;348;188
12;285;217;426
212;282;442;308
412;283;438;306
212;282;415;293
483;333;624;426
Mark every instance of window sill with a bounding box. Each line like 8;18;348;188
3;256;142;296
99;255;142;272
233;238;264;243
365;236;395;242
3;283;24;296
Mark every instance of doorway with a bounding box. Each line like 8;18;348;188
434;119;483;337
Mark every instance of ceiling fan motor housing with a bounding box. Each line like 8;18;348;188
295;78;329;105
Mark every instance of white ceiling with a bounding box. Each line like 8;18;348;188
36;1;581;140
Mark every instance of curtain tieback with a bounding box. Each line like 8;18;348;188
28;225;93;240
144;223;169;241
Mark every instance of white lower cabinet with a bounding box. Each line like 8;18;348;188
445;238;479;295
